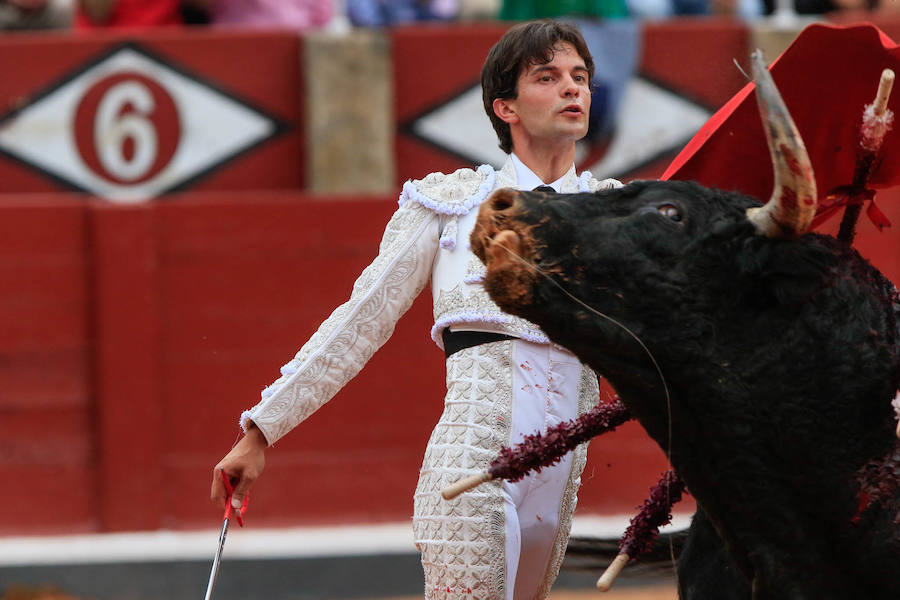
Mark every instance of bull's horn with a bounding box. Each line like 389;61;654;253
746;50;817;237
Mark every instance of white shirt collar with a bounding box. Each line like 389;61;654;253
509;153;575;192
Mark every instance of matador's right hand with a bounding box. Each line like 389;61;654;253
211;423;268;512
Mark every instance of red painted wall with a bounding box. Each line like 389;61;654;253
0;198;94;533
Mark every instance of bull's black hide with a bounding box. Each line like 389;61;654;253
472;181;900;599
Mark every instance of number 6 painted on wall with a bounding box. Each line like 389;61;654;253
94;80;159;182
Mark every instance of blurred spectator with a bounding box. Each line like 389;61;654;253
499;0;763;19
204;0;332;29
457;0;499;18
627;0;762;17
500;0;629;20
0;0;72;30
347;0;458;26
74;0;210;28
181;0;208;23
761;0;895;13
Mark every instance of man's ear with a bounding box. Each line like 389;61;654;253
492;98;519;125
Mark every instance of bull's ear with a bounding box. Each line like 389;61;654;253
745;49;817;238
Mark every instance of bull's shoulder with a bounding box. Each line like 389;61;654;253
399;164;496;216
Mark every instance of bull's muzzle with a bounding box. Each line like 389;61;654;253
471;188;526;269
471;188;540;311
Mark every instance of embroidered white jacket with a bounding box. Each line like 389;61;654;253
241;158;620;444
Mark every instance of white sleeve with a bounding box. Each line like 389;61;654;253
241;200;440;445
593;178;623;191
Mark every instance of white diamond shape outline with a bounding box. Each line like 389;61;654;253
403;75;712;180
0;42;288;203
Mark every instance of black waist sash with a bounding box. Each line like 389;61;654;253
442;329;517;358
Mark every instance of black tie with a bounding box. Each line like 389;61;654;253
533;185;556;193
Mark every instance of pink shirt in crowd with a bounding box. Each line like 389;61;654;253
210;0;332;28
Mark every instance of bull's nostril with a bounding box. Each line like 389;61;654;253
491;193;514;212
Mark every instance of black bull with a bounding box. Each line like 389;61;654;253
471;181;900;599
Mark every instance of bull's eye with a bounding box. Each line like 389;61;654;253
657;204;682;222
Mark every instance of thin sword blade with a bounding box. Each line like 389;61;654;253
203;517;230;600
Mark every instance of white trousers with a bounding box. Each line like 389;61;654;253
503;341;581;600
414;339;589;600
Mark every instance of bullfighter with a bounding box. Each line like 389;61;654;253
210;19;620;600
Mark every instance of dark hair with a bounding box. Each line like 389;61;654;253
481;20;595;154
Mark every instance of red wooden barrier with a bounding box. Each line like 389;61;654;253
91;203;165;531
0;197;95;534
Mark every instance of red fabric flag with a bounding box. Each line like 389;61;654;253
662;23;900;203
